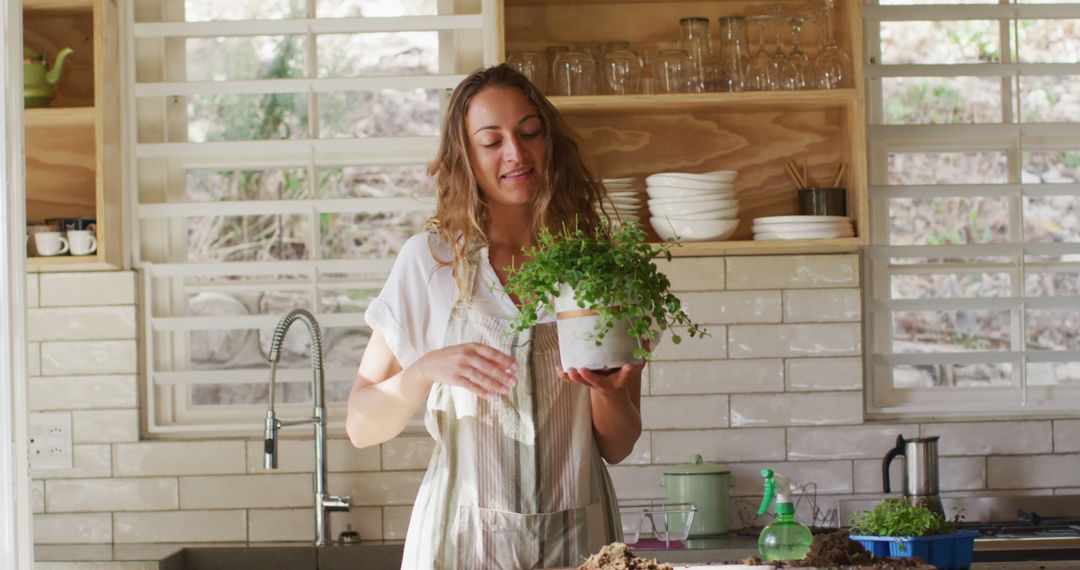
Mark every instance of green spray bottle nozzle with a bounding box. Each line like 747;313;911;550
757;468;795;516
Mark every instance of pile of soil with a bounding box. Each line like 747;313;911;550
576;542;674;570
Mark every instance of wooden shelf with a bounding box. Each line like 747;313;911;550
27;253;114;272
23;0;92;13
551;89;858;114
24;106;95;129
659;236;865;257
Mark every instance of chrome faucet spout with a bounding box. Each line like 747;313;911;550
263;308;350;546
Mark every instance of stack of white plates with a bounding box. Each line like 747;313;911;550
752;215;854;240
599;177;642;222
645;171;739;241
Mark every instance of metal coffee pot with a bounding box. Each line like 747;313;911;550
882;434;944;517
24;46;74;108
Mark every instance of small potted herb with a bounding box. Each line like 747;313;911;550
848;498;976;570
504;220;706;370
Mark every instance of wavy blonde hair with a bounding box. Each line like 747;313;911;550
426;63;608;296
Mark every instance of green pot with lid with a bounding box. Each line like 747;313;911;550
661;454;732;537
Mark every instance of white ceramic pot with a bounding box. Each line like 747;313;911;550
553;284;642;371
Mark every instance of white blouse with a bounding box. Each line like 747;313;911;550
364;232;554;368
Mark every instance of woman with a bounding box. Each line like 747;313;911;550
346;64;643;569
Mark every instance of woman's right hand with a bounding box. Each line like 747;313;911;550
405;343;518;398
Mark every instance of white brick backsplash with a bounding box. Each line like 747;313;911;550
28;342;41;376
72;410;139;444
114;510;246;543
382;436;435;471
33;445;111;480
28;306;136;341
34;513;112;544
332;506;384;542
651;326;726;361
243;438;380;473
728;460;852;496
731;392;863;427
246;508;314;542
641;395;729;429
116;441;246;477
680;291;781;324
30;375;137;411
384;506;414;540
180;474;312;509
32;480;44;514
785;358;862;392
651;359;783;394
40;272;136;307
783;289;861;322
988;455;1080;489
939;457;987;492
41;341;137;375
330;471;424;506
853;458;903;494
729;324;861;358
607;465;669;500
45;478;178;512
656;258;724;292
652;428;786;464
921;421;1053;456
1054;420;1080;453
27;274;39;307
623;433;652;465
726;255;859;290
788;425;918;460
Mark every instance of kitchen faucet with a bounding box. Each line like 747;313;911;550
263;308;351;546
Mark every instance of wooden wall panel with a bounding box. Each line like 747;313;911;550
25;116;97;222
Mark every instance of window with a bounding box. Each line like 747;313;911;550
126;0;497;435
865;0;1080;417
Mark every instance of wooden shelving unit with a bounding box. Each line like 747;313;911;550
23;0;122;271
503;0;868;254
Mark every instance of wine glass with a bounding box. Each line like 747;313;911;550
768;5;789;90
781;16;813;90
745;15;776;91
815;0;851;89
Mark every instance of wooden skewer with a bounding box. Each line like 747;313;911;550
785;161;805;189
803;156;809;189
831;163;846;188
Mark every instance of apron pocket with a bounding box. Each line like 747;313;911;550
455;503;608;570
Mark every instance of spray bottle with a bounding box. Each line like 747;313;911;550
756;467;813;561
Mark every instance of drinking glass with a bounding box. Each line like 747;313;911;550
574;42;604;92
678;17;711;93
602;48;644;95
552;50;596;95
745;15;776;91
507;51;547;93
655;48;692;93
717;16;749;92
768;5;788;90
781;16;813;90
814;0;851;89
544;45;570;95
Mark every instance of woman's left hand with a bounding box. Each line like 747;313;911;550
558;361;644;394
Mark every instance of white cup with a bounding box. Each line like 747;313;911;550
34;232;69;256
68;230;97;256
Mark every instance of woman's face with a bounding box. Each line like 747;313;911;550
464;85;546;208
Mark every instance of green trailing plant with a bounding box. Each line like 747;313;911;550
849;498;956;537
504;220;706;361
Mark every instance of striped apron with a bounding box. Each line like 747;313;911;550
400;249;622;569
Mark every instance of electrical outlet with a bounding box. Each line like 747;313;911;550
29;412;72;471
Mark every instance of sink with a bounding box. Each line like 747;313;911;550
160;543;404;570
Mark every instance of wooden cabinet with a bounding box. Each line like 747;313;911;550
500;0;867;256
23;0;122;270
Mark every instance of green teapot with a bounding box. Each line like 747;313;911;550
23;46;74;108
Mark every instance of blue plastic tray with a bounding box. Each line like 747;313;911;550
848;530;978;570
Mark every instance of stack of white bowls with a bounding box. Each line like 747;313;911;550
599;177;642;223
645;171;739;241
752;215;854;240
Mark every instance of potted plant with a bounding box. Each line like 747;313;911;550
504;220;706;370
848;498;976;570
